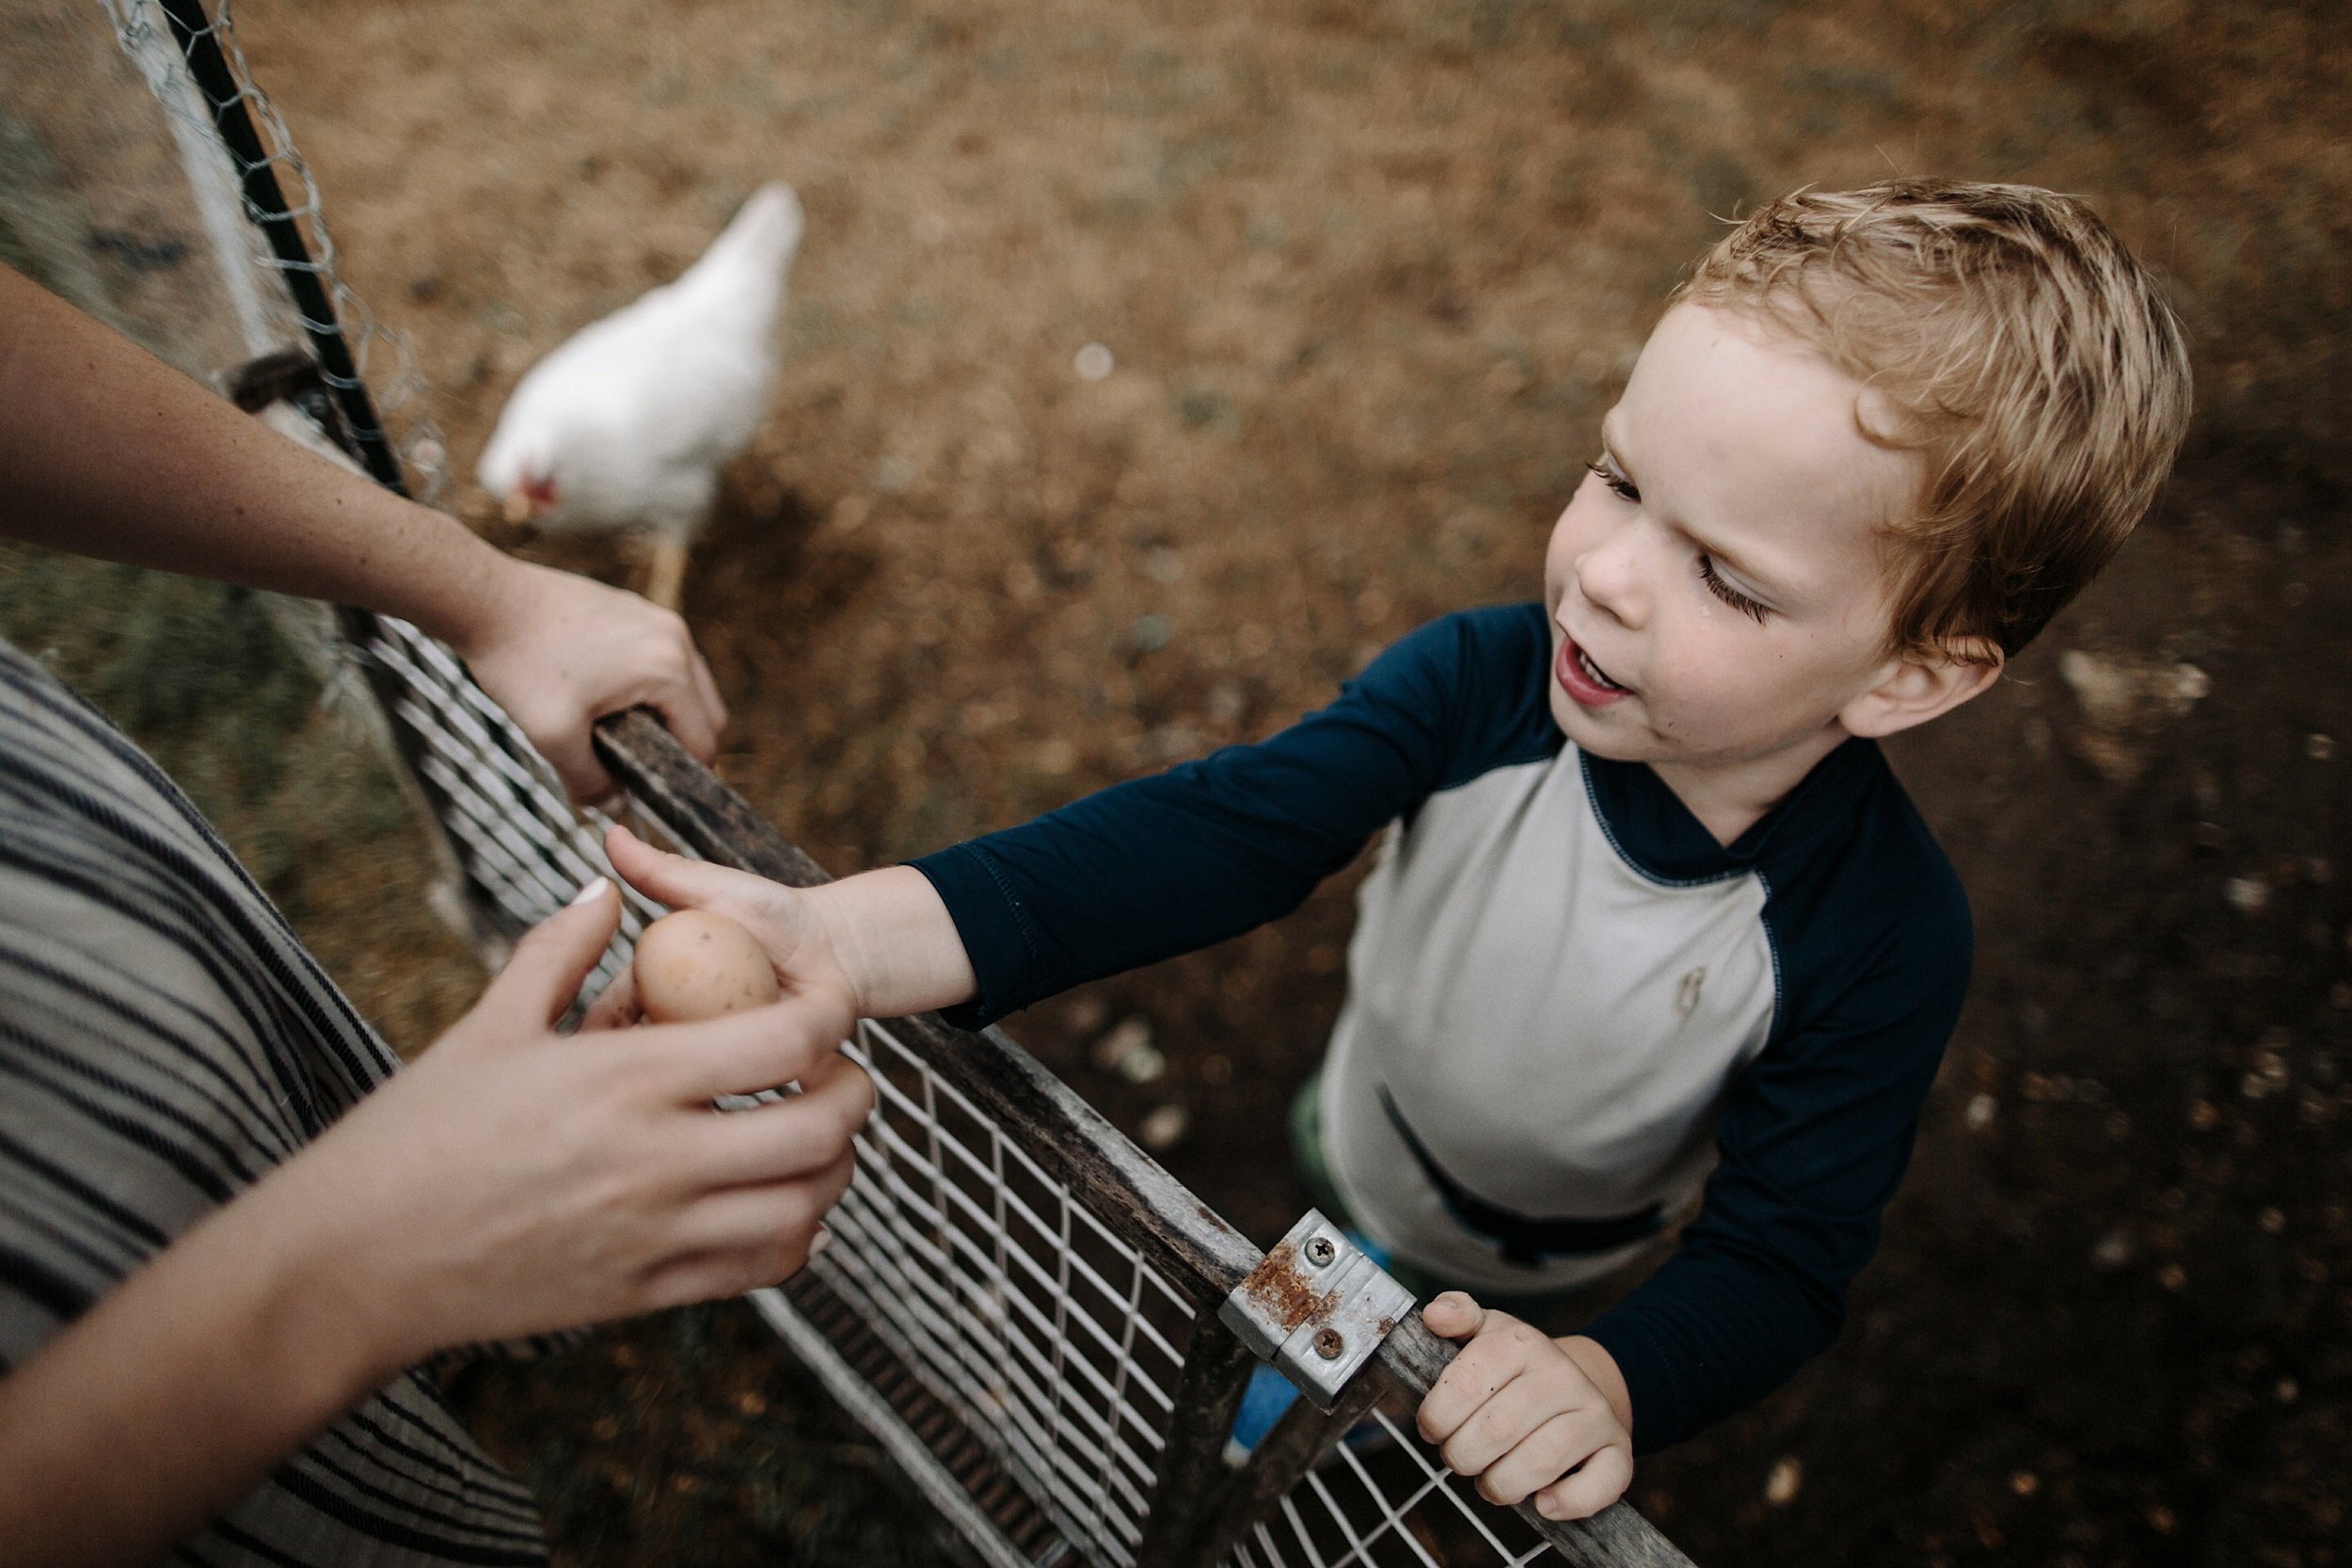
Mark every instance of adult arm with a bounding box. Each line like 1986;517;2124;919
0;882;871;1568
0;264;723;798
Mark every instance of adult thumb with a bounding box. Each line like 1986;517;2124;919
490;877;626;1030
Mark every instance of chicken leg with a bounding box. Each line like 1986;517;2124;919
642;533;690;612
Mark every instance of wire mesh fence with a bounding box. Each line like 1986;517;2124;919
44;6;1694;1564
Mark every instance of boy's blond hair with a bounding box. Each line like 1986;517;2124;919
1677;180;2192;661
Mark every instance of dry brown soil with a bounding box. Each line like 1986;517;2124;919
204;0;2352;1562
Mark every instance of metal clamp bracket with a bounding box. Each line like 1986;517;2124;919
1216;1209;1414;1411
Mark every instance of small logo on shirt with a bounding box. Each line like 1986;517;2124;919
1674;966;1707;1019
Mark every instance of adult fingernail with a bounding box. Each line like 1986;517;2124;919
568;876;612;907
808;1225;834;1258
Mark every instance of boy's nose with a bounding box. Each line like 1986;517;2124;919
1573;533;1648;628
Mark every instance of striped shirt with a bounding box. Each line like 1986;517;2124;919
0;640;549;1564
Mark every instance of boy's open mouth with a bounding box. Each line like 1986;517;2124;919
1556;633;1632;706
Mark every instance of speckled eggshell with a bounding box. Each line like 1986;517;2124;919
632;910;781;1023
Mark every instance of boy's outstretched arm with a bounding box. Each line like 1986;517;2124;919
1419;1292;1635;1522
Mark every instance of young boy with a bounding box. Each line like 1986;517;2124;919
605;180;2192;1520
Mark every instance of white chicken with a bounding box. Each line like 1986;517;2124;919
477;182;804;610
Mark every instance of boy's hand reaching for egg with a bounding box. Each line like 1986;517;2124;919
1418;1292;1635;1522
601;824;980;1023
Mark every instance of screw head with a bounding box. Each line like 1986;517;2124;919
1303;1235;1337;1267
1313;1327;1345;1360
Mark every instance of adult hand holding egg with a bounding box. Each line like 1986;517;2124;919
261;879;874;1365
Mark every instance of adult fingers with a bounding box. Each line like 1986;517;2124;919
641;984;857;1103
548;736;610;803
667;1146;858;1258
691;1057;874;1187
689;647;727;738
1534;1440;1634;1523
640;1157;856;1307
476;879;624;1032
640;638;726;764
641;1237;807;1310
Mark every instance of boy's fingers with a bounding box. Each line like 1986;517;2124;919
482;879;622;1031
1417;1307;1545;1443
604;824;756;913
1435;1363;1554;1481
1419;1344;1514;1444
1474;1410;1598;1508
1452;1357;1586;1475
1422;1290;1486;1339
1534;1443;1634;1523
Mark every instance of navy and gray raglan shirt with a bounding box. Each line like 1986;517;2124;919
912;603;1971;1452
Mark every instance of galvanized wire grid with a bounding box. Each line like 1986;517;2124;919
1229;1409;1554;1568
782;1015;1565;1568
815;1015;1193;1566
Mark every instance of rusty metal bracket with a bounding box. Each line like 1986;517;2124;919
1217;1208;1414;1412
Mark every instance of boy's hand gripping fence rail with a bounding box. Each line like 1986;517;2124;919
593;707;1695;1568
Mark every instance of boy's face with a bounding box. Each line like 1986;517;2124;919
1543;304;1928;791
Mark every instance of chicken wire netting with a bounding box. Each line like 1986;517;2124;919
26;5;1579;1565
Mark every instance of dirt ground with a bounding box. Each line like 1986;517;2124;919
74;0;2352;1562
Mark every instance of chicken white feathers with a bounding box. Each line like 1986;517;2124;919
477;182;804;608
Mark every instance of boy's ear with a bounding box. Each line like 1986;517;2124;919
1839;640;2004;740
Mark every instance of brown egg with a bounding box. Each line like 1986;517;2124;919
632;910;781;1023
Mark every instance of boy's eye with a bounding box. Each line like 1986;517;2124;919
1584;458;1639;503
1697;554;1772;625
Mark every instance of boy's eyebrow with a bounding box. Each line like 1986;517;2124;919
1597;411;1627;465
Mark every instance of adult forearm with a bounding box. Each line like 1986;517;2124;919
0;1166;391;1567
0;265;519;653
